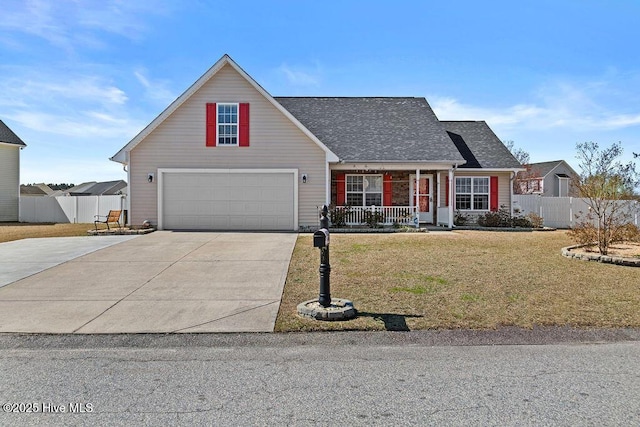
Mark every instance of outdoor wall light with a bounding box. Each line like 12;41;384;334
302;174;308;184
148;173;154;183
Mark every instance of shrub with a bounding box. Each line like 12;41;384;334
477;205;512;227
329;205;351;227
525;212;544;229
454;210;468;226
362;209;385;228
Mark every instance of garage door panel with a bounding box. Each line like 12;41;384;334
162;171;295;230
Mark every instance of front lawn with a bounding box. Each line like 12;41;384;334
0;223;92;244
276;230;640;331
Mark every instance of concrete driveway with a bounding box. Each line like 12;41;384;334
0;232;297;333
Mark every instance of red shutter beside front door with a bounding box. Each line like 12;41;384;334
336;173;346;205
239;103;250;147
490;176;499;211
383;174;392;206
206;103;216;147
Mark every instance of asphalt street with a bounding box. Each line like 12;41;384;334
1;328;639;426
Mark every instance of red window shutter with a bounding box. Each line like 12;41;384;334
336;173;346;205
490;176;499;211
383;174;392;206
239;103;250;147
206;103;216;147
445;176;449;207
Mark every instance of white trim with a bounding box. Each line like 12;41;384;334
410;173;434;225
455;167;525;173
332;161;466;171
325;160;330;205
344;173;383;207
156;168;298;231
111;54;338;164
455;176;491;211
0;141;24;148
216;102;239;147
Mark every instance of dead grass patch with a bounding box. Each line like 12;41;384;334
0;223;93;243
276;231;640;331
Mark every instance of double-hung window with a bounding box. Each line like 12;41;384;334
346;175;382;206
217;103;238;146
456;177;489;210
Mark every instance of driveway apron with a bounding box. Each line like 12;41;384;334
0;232;298;333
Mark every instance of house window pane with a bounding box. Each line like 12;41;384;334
366;176;382;192
456;177;490;211
456;194;471;210
365;193;382;206
346;174;383;207
474;195;489;210
474;178;489;193
456;177;471;193
217;103;238;145
346;193;363;206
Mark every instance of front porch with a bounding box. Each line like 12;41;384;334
328;205;451;227
329;169;454;227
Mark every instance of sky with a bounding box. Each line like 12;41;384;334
2;0;639;185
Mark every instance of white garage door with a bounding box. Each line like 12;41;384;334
161;170;296;230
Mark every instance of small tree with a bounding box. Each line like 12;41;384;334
504;140;533;194
568;142;640;255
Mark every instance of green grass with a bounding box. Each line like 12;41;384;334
276;230;640;332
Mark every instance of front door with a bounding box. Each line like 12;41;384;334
410;174;433;223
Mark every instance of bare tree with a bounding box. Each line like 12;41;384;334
568;142;639;255
504;140;533;194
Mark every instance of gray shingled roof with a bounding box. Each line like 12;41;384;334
275;97;465;163
527;160;575;178
0;120;26;146
441;121;522;169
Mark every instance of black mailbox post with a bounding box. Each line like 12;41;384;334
315;205;331;307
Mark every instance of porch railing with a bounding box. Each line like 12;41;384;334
329;206;416;226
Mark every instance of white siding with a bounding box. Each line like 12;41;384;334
0;145;20;222
130;63;326;228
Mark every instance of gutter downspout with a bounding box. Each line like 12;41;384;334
510;171;515;218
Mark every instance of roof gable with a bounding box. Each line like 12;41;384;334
275;97;465;163
441;121;523;169
0;120;26;147
528;160;578;178
111;55;337;163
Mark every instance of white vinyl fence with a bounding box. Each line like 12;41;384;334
513;195;639;229
20;195;127;224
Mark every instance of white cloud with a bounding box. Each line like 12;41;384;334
431;78;640;133
0;0;169;52
134;68;176;105
277;63;321;86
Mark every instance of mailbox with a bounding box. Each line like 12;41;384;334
313;228;330;248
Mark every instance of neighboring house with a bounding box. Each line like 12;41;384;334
517;160;579;197
20;183;54;196
64;180;127;196
111;54;523;230
0;120;26;221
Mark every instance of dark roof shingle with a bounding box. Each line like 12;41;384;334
0;120;26;147
441;121;522;169
275;97;465;163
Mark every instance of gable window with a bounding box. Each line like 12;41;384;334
217;103;238;146
456;177;489;210
346;175;382;206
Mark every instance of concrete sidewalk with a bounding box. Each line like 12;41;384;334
0;235;138;288
0;232;297;334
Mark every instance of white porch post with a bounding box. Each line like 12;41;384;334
326;162;331;205
415;168;420;228
448;168;454;228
